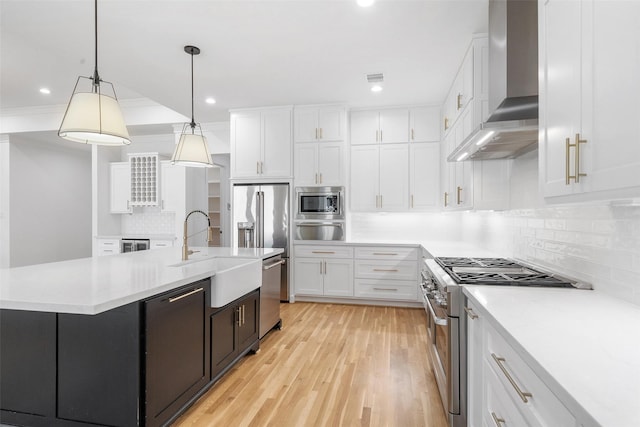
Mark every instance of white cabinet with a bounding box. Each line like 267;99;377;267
350;108;409;145
353;246;419;302
409;106;441;143
351;144;409;211
110;162;131;214
96;238;121;256
294;105;345;142
294;245;354;297
150;239;174;249
540;0;640;201
160;161;184;213
467;298;578;427
294;143;343;186
230;106;292;179
409;143;439;210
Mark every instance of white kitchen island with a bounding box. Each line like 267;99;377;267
0;247;283;427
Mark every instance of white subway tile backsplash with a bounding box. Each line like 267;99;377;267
348;203;640;306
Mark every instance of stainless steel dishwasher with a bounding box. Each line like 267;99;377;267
260;255;284;338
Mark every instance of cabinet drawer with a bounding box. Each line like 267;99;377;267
354;260;417;281
98;238;120;249
483;359;531;427
355;246;418;261
294;245;353;259
354;279;417;301
485;324;576;426
150;239;174;249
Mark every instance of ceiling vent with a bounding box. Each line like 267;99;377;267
366;73;384;83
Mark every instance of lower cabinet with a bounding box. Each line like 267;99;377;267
466;300;578;427
0;279;261;427
145;282;210;427
211;290;260;379
294;245;354;297
0;310;57;419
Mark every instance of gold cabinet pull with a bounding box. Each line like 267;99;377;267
464;307;478;320
319;173;322;184
315;173;318;184
257;161;260;175
237;306;242;326
373;287;398;291
565;137;571;185
457;93;463;110
311;251;336;254
411;128;415;140
574;133;587;183
373;252;398;256
444;192;448;207
491;353;533;403
411;194;414;208
319;128;323;139
457;186;462;205
242;304;245;325
444;117;449;130
380;195;383;208
491;412;506;426
169;287;204;303
373;269;399;272
315;128;318;139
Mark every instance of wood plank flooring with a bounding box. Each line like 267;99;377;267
175;302;448;427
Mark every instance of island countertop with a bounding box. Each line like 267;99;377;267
0;247;283;315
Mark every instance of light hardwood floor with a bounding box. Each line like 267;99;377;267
175;302;448;427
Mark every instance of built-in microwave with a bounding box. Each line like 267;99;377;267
295;186;344;220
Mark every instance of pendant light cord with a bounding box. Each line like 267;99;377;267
92;0;101;89
190;51;196;129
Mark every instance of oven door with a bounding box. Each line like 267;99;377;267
425;293;448;411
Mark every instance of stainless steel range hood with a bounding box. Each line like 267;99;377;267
448;0;538;161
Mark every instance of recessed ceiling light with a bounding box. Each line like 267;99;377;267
371;84;383;93
205;97;216;105
39;88;51;94
357;0;375;7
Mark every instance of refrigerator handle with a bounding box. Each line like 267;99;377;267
257;191;265;248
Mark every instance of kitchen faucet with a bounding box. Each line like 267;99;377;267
182;210;215;261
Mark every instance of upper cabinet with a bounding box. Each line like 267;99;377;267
540;0;640;201
293;105;346;186
110;162;131;214
409;106;441;143
230;106;293;180
350;108;409;145
294;105;346;143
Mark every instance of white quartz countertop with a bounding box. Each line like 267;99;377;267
0;247;283;315
463;286;640;427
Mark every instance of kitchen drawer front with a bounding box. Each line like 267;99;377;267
97;238;121;256
485;323;576;426
354;246;418;261
354;260;417;281
483;359;532;427
354;279;418;301
150;239;174;249
294;245;353;259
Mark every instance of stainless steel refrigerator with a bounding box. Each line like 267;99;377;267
232;183;290;301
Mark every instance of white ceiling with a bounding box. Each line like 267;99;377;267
1;0;489;124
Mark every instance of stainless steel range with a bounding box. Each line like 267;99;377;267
420;256;591;427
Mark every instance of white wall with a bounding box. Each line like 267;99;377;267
0;135;10;268
9;134;92;267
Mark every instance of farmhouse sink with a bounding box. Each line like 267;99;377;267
210;258;262;308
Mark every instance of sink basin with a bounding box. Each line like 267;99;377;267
210;258;262;308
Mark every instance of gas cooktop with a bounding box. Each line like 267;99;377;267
435;257;577;288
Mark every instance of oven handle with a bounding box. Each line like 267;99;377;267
296;222;344;227
425;295;447;326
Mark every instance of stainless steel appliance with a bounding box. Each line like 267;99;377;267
121;238;150;253
295;186;344;220
260;254;284;338
420;257;591;427
233;183;290;301
294;186;345;241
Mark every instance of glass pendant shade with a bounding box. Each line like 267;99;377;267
171;122;213;168
59;77;131;145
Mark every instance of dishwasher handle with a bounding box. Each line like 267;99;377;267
263;259;285;271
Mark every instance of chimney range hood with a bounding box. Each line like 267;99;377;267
448;0;538;162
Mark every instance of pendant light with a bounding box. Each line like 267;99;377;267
58;0;130;146
171;45;213;168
